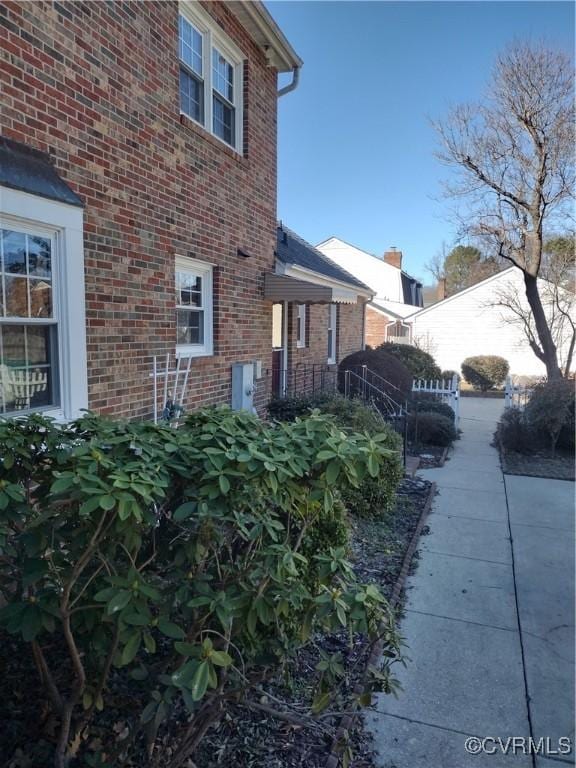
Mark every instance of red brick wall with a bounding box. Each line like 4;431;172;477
365;306;389;349
0;0;278;418
280;300;365;395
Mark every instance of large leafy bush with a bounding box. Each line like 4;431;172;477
496;408;536;454
410;393;455;423
0;409;401;767
378;343;441;381
339;349;412;401
461;355;509;391
268;394;403;519
408;411;457;447
525;379;575;454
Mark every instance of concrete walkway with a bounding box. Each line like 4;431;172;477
367;397;575;767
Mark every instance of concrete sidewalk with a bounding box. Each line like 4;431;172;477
366;397;575;768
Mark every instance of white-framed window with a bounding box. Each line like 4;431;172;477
179;3;243;151
0;189;87;420
175;255;213;358
327;303;337;364
296;304;306;348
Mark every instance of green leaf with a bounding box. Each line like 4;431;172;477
173;501;197;521
210;650;232;667
143;631;156;654
190;660;210;701
123;612;149;626
218;475;230;494
157;618;185;639
99;494;116;511
107;590;131;615
121;631;141;665
79;496;102;516
325;461;340;486
311;691;331;714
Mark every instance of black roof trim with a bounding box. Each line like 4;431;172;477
276;225;372;293
0;136;84;208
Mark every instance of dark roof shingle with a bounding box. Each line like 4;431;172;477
276;225;371;292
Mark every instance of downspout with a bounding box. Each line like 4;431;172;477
277;66;300;97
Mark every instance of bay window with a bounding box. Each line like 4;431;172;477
179;4;243;151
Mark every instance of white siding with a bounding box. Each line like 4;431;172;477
317;237;405;303
410;268;563;376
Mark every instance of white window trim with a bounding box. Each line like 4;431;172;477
327;303;337;364
296;303;306;349
179;2;244;153
0;187;87;422
175;254;213;359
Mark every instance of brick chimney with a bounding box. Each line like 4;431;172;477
383;247;402;270
437;277;446;301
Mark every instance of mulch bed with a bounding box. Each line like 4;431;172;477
408;445;448;469
1;477;433;768
500;448;575;481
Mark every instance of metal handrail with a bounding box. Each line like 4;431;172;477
345;365;407;400
343;368;407;417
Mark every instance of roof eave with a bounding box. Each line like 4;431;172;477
224;1;302;72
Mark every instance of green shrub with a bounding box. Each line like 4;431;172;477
268;394;403;519
408;410;457;447
496;408;538;454
441;370;460;382
378;343;441;381
339;348;412;401
410;393;455;423
0;409;402;767
461;355;509;391
526;379;575;454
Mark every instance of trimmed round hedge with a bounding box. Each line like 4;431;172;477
410;393;455;423
408;410;457;447
378;343;441;381
339;348;412;401
461;355;509;391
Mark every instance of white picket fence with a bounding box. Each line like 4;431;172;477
412;375;460;426
504;376;532;411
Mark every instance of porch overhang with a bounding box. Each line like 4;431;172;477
264;272;334;304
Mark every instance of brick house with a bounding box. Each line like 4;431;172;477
0;0;305;420
316;237;424;348
265;225;373;396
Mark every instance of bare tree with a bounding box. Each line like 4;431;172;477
435;43;575;379
425;242;448;283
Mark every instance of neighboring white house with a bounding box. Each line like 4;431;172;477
408;267;574;376
316;236;423;346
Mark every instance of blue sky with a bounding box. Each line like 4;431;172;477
269;1;575;282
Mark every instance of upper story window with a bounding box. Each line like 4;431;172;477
178;4;243;151
175;255;213;358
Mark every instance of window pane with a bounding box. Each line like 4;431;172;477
177;271;202;307
177;309;204;345
5;276;29;317
26;325;50;364
180;68;204;123
212;48;233;102
179;15;202;75
28;236;52;277
213;95;235;146
2;324;25;366
30;280;52;318
2;230;27;274
0;325;56;413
